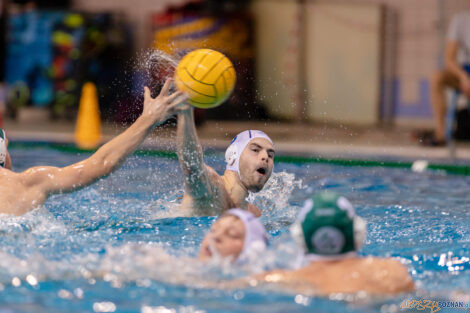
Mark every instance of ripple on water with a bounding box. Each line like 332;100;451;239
2;148;470;312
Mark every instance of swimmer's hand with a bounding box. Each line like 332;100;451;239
142;78;189;125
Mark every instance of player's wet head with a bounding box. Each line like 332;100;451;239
291;192;367;261
225;130;275;192
199;208;267;262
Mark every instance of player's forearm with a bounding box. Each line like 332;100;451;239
37;116;152;195
176;109;205;173
90;115;154;174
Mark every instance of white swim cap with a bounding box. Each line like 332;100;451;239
225;208;268;262
0;129;6;168
225;130;273;177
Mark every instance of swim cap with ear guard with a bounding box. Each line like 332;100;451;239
291;192;366;261
225;208;268;262
0;129;6;168
225;130;273;178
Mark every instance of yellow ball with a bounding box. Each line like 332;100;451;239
174;49;236;109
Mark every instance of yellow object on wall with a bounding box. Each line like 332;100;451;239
75;82;101;149
153;17;252;60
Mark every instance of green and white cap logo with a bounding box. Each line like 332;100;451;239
312;226;345;254
293;192;366;256
0;129;6;168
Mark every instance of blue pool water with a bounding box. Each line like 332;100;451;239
1;146;470;313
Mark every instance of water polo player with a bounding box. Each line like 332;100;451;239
199;208;267;262
250;192;415;296
0;79;186;216
177;106;275;216
103;208;268;268
0;128;12;170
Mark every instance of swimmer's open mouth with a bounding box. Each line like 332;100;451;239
256;167;266;175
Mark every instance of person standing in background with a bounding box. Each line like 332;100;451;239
423;7;470;146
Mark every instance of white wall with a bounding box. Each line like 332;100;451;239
305;1;381;125
252;0;382;125
251;0;302;120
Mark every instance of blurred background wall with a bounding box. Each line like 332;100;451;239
2;0;470;127
71;0;187;51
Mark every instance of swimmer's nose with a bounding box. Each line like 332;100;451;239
259;150;269;162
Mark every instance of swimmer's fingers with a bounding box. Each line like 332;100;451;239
159;78;172;97
168;95;190;113
144;86;152;102
169;95;189;110
165;90;183;103
172;104;191;113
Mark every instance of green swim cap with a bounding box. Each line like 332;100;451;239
294;192;364;256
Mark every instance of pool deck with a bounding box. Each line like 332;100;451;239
3;114;470;164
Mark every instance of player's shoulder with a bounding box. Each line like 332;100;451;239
204;165;225;187
205;164;220;177
0;167;19;181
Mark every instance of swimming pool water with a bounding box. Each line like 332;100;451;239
1;146;470;313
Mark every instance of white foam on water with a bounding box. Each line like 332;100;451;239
251;171;303;221
0;205;68;238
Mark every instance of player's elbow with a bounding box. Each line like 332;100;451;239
100;158;117;175
91;151;119;173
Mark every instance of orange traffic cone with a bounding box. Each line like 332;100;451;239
75;82;101;149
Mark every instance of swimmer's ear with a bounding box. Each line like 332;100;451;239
166;90;183;102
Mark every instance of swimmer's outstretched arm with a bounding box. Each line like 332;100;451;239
176;107;214;198
18;79;187;197
215;270;319;296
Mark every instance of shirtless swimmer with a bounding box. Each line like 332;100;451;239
0;79;186;216
177;107;275;217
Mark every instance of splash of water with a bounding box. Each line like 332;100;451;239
135;49;183;97
252;171;303;222
145;50;179;80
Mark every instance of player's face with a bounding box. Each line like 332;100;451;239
199;215;245;261
238;138;275;192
